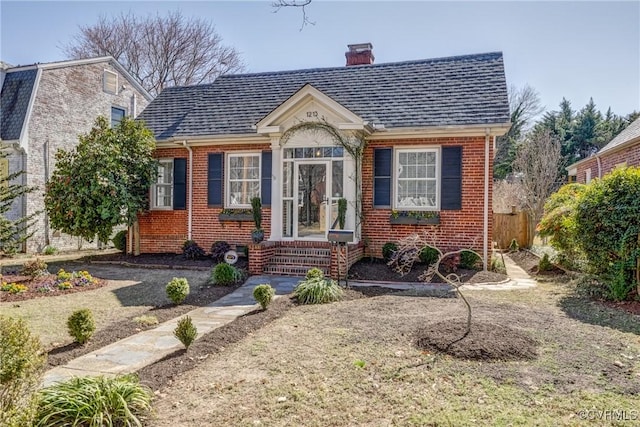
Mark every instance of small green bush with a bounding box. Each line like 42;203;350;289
42;245;58;256
182;240;206;260
419;246;439;265
508;238;519;252
382;242;398;261
0;316;46;427
21;258;48;278
112;230;127;251
460;250;481;270
294;269;343;305
166;277;190;305
36;374;152;427
67;309;96;345
538;253;553;272
253;284;275;310
211;263;239;286
174;316;198;350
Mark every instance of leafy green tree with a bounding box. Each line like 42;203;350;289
0;147;37;254
572;98;602;161
44;117;156;244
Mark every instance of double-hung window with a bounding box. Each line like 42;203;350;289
152;160;174;209
394;148;439;210
111;106;126;127
226;153;261;207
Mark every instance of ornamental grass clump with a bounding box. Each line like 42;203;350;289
294;269;343;305
36;374;152;427
166;277;190;305
174;316;198;350
67;309;96;345
1;316;46;427
253;284;276;310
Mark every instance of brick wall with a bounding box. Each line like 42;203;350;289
138;144;272;254
362;136;492;258
25;61;149;253
575;143;640;183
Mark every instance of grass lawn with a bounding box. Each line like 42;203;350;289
148;279;640;426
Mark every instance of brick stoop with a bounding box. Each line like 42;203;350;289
263;245;331;276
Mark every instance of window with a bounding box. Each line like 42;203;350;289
394;148;439;209
152;160;173;209
103;70;118;94
111;106;126;127
226;153;261;207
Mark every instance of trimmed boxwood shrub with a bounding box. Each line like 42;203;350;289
67;309;96;345
211;263;240;286
166;277;190;305
419;246;439;266
112;230;127;251
253;284;275;310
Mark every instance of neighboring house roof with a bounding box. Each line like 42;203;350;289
138;51;510;140
0;69;38;140
599;116;640;155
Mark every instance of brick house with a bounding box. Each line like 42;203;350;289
136;44;510;275
0;57;152;253
567;116;640;184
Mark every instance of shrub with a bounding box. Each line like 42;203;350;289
36;374;152;427
538;253;553;272
42;245;58;255
294;269;343;304
0;316;46;427
418;246;439;266
574;274;609;299
133;315;159;328
174;316;197;349
440;253;460;273
112;230;127;251
490;256;506;275
211;263;239;286
381;242;398;261
508;238;519;252
67;309;96;345
305;267;325;280
460;250;481;270
1;283;28;294
166;277;190;305
253;284;275;310
182;240;206;260
210;241;231;262
574;167;640;300
21;258;48;278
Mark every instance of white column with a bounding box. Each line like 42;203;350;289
269;136;282;241
343;147;358;242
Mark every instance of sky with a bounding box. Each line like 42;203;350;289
1;1;639;117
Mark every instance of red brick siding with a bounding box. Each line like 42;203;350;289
362;137;492;258
575;143;640;183
138;144;271;253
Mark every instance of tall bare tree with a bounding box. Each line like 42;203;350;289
513;129;561;246
272;0;315;29
64;11;244;96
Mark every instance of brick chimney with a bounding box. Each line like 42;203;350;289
345;43;374;66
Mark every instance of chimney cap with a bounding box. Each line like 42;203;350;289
347;43;373;52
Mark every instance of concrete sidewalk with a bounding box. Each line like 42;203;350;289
43;275;300;387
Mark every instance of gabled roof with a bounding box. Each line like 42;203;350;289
138;51;510;140
599;116;640;154
0;69;38;140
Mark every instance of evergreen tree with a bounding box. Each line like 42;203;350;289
572;98;602;161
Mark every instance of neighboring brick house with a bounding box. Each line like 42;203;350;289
136;44;510;275
567;117;640;184
0;57;152;253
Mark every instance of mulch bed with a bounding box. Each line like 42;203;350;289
87;253;220;270
507;250;565;276
0;273;107;303
415;320;539;361
348;258;507;284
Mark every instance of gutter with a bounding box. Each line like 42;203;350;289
483;129;490;270
182;141;193;240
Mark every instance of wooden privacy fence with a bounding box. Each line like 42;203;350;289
493;210;530;249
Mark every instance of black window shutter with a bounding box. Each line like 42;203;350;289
441;146;462;210
207;153;223;206
261;151;272;206
373;148;392;208
173;158;187;210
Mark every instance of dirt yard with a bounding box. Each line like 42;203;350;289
144;279;640;426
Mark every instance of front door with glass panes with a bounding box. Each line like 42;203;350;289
281;146;344;240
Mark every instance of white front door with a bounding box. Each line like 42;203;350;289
295;161;330;239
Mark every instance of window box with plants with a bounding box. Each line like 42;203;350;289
389;210;440;225
218;209;253;222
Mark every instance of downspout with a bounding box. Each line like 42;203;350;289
182;140;193;240
483;129;490;270
596;155;602;178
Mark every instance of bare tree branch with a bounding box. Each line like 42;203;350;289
63;11;245;96
272;0;315;30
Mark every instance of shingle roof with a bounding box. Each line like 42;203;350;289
599;116;640;154
1;69;38;140
138;51;510;140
